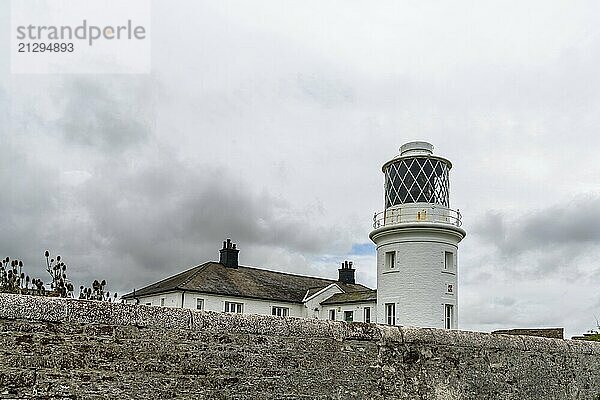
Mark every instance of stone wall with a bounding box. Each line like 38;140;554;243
0;293;598;399
492;327;564;339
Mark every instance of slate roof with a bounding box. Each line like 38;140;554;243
303;287;325;300
122;261;371;304
320;290;377;305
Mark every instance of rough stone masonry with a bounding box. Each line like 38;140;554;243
0;293;598;399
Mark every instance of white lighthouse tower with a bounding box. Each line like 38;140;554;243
370;141;466;329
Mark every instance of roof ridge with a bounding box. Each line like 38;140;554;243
338;282;373;290
237;265;337;282
306;284;333;290
123;261;373;302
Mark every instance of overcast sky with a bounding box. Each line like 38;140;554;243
1;1;600;338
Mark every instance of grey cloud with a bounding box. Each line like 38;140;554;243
493;296;516;307
0;141;338;295
1;74;344;297
462;297;551;331
295;73;355;107
474;197;600;254
0;147;63;279
52;77;155;151
470;197;600;278
471;211;506;246
73;150;336;288
518;200;600;247
0;76;153;270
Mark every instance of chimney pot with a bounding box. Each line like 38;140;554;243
338;260;355;284
219;238;239;268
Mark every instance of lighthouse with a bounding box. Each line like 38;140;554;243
370;141;466;329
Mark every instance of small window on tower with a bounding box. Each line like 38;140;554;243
385;251;396;269
385;303;396;325
445;304;454;329
444;251;454;270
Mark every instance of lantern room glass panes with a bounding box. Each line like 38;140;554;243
384;157;450;208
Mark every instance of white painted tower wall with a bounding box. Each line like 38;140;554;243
372;223;463;328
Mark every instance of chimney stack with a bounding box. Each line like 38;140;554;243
338;260;355;284
219;238;239;268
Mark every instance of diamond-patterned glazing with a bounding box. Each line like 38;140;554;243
384;157;450;207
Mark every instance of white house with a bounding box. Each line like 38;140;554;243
122;239;377;323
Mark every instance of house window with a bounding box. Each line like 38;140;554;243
385;303;395;325
313;308;320;319
445;304;454;329
160;298;165;307
272;306;289;317
329;309;336;320
145;302;151;306
364;307;371;323
224;301;243;313
344;311;354;322
196;298;204;310
444;251;454;270
385;251;396;269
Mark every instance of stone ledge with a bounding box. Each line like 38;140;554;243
0;292;598;356
0;293;67;322
398;326;600;355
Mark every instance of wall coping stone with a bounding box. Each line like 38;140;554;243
0;292;598;356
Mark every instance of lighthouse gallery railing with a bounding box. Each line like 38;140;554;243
373;204;462;228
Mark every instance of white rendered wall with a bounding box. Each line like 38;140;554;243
127;291;181;308
124;288;378;323
324;301;377;323
125;291;304;317
371;224;464;329
302;284;343;319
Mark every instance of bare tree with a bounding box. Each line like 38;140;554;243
1;251;115;302
44;251;74;298
79;279;118;302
